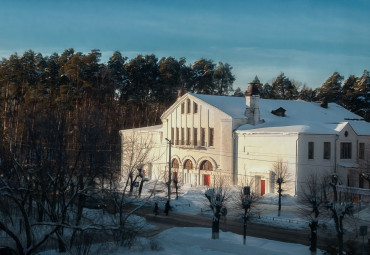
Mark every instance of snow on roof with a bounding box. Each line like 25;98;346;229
190;93;246;118
190;93;370;135
120;124;163;133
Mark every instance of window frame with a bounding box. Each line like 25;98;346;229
209;128;214;147
193;102;198;114
323;142;331;159
340;142;352;159
201;128;206;146
308;142;314;159
359;143;365;160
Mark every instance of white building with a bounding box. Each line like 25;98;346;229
120;82;370;197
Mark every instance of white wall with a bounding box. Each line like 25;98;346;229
235;133;298;195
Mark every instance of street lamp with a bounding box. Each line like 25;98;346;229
165;138;172;203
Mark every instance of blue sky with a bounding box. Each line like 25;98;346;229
0;0;369;90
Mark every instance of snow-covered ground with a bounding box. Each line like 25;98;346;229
143;181;370;232
36;181;369;254
39;227;322;255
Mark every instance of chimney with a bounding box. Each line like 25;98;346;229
245;76;264;125
177;88;184;100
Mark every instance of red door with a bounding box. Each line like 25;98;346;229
261;180;265;196
203;174;211;186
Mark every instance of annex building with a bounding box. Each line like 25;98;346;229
120;81;370;197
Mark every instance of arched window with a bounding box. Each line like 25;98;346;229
184;159;193;170
171;158;179;169
200;160;213;171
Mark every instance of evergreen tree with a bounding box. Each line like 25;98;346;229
299;84;316;102
272;73;297;99
213;62;235;95
353;70;370;121
261;83;273;99
108;51;128;101
233;87;244;97
318;72;343;103
341;75;357;111
158;56;182;104
188;58;215;94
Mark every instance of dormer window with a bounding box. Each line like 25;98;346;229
271;107;286;117
181;103;185;114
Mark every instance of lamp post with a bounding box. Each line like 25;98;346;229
165;138;172;203
242;186;251;245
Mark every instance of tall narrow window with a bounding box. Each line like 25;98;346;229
359;143;365;159
187;128;191;145
340;142;352;159
323;142;331;159
187;99;191;113
176;128;179;145
171;128;174;143
181;103;185;114
193;128;198;146
181;128;185;145
193;102;198;113
201;128;206;146
209;128;214;147
308;142;314;159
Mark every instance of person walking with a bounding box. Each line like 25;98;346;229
153;202;159;216
164;200;170;216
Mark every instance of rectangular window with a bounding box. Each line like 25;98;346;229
171;128;174;143
209;128;214;147
193;102;198;113
193;128;198;146
359;174;364;188
323;142;331;159
359;143;365;159
340;142;352;159
308;142;314;159
176;128;179;145
187;99;191;113
181;128;185;145
201;128;206;146
187;128;191;145
181;103;184;114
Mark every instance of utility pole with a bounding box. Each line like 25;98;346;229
165;138;172;203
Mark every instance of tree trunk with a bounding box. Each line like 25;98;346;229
212;218;220;239
243;212;247;245
278;182;282;216
309;220;318;253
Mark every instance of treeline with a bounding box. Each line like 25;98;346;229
233;72;370;121
0;49;236;164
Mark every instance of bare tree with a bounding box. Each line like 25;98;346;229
120;131;160;196
204;175;229;239
272;159;291;216
0;160;62;255
299;174;323;254
325;174;353;255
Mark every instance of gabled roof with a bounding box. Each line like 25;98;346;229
161;93;232;120
190;93;246;118
187;93;370;135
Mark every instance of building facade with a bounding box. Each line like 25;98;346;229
120;82;370;196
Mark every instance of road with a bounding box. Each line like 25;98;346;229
135;205;323;248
